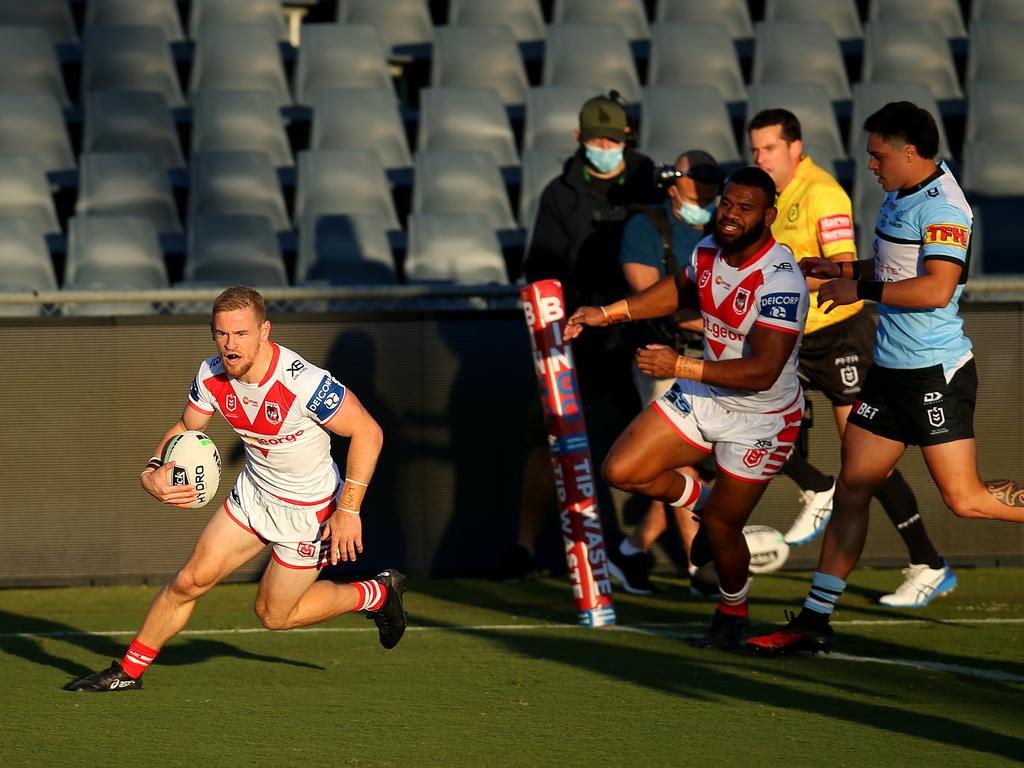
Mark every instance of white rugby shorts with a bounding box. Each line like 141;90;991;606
223;468;340;568
653;379;803;483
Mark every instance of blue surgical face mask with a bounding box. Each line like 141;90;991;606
584;144;624;174
678;200;716;227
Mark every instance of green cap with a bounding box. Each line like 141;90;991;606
579;93;627;143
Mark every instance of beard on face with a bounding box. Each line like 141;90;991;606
714;218;765;254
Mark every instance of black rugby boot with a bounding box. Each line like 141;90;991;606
64;661;142;692
366;569;408;649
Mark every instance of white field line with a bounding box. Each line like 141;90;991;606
824;652;1024;683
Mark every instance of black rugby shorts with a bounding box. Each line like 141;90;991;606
797;311;876;408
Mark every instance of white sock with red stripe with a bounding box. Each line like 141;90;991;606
120;638;160;679
718;578;752;618
351;580;387;611
669;473;709;512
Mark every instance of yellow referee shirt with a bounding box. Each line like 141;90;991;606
771;155;862;334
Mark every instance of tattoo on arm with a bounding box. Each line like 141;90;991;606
985;479;1024;508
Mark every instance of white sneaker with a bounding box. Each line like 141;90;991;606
783;479;835;545
879;563;958;608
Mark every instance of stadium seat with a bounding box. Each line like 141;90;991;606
0;27;69;107
447;0;545;42
519;148;568;229
84;0;184;42
0;155;60;235
296;212;396;286
416;87;519;167
966;22;1024;84
552;0;651;42
647;23;746;104
862;21;964;101
542;23;642;104
0;0;77;46
292;23;393;107
961;141;1024;197
309;88;412;170
189;23;292;106
295;149;400;229
82;91;186;171
848;81;952;159
188;151;290;230
336;0;434;53
971;0;1024;22
752;21;852;101
65;216;169;290
763;0;863;41
867;0;966;38
745;83;848;168
0;218;58;314
189;0;288;40
412;150;517;230
430;25;529;107
852;159;885;259
191;90;294;168
966;82;1024;144
654;0;754;40
76;152;183;234
406;212;508;284
81;24;186;108
186;214;288;286
639;85;742;166
0;93;75;174
968;199;1021;275
523;86;600;152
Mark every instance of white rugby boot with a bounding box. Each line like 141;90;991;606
783;479;836;545
879;562;958;608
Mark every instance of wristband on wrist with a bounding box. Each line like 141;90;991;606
602;299;632;324
856;281;884;303
339;506;360;516
673;355;704;382
344;477;368;487
850;261;862;280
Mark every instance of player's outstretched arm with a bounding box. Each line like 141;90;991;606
816;258;960;313
564;272;684;341
139;407;212;507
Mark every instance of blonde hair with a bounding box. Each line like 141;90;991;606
211;286;266;325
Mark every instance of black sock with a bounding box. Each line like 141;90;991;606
782;451;833;493
796;606;829;628
876;470;944;569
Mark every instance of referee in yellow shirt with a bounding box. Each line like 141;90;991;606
748;109;954;607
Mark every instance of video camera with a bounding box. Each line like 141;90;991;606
654;163;727;189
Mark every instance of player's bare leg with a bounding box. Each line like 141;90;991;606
700;474;767;593
255;562;360;629
922;439;1024;523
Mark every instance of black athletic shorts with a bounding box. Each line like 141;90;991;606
797;311;876;407
846;358;977;446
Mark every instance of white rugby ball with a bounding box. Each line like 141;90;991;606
743;525;790;574
162;430;221;509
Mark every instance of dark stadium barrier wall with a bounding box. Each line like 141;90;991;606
0;303;1021;587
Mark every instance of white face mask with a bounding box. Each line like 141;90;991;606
677;200;716;227
584;144;624;174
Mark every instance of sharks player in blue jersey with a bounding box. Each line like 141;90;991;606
748;102;1024;656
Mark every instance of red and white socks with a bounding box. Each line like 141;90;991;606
718;578;752;618
351;580;388;611
669;473;710;512
120;638;160;679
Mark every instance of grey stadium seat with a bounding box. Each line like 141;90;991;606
84;0;184;42
763;0;863;41
969;199;1020;275
745;83;848;169
65;216;169;290
961;141;1024;198
413;150;517;230
519;149;568;229
542;23;642;104
186;215;288;286
967;22;1024;84
82;91;186;171
523;86;601;152
292;23;393;107
0;218;57;315
406;212;508;284
0;92;75;173
639;85;741;165
81;24;186;108
0;0;77;46
862;21;964;101
76;152;183;234
188;151;290;230
848;82;952;159
0;156;60;234
336;0;433;53
752;21;851;101
552;0;650;42
189;23;292;106
297;212;396;286
655;0;753;40
416;87;519;167
189;0;288;41
191;90;293;167
966;82;1024;144
430;25;529;106
310;88;412;170
868;0;966;38
647;22;747;104
0;27;69;107
295;149;400;229
447;0;545;43
971;0;1024;22
852;160;885;261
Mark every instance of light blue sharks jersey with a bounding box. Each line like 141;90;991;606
871;162;973;372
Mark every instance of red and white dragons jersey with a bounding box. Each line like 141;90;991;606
188;342;347;503
685;235;809;413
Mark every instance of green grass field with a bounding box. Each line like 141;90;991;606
2;569;1023;768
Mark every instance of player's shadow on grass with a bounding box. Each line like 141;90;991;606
0;611;323;681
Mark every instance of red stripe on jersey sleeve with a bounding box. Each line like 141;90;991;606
754;319;801;335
